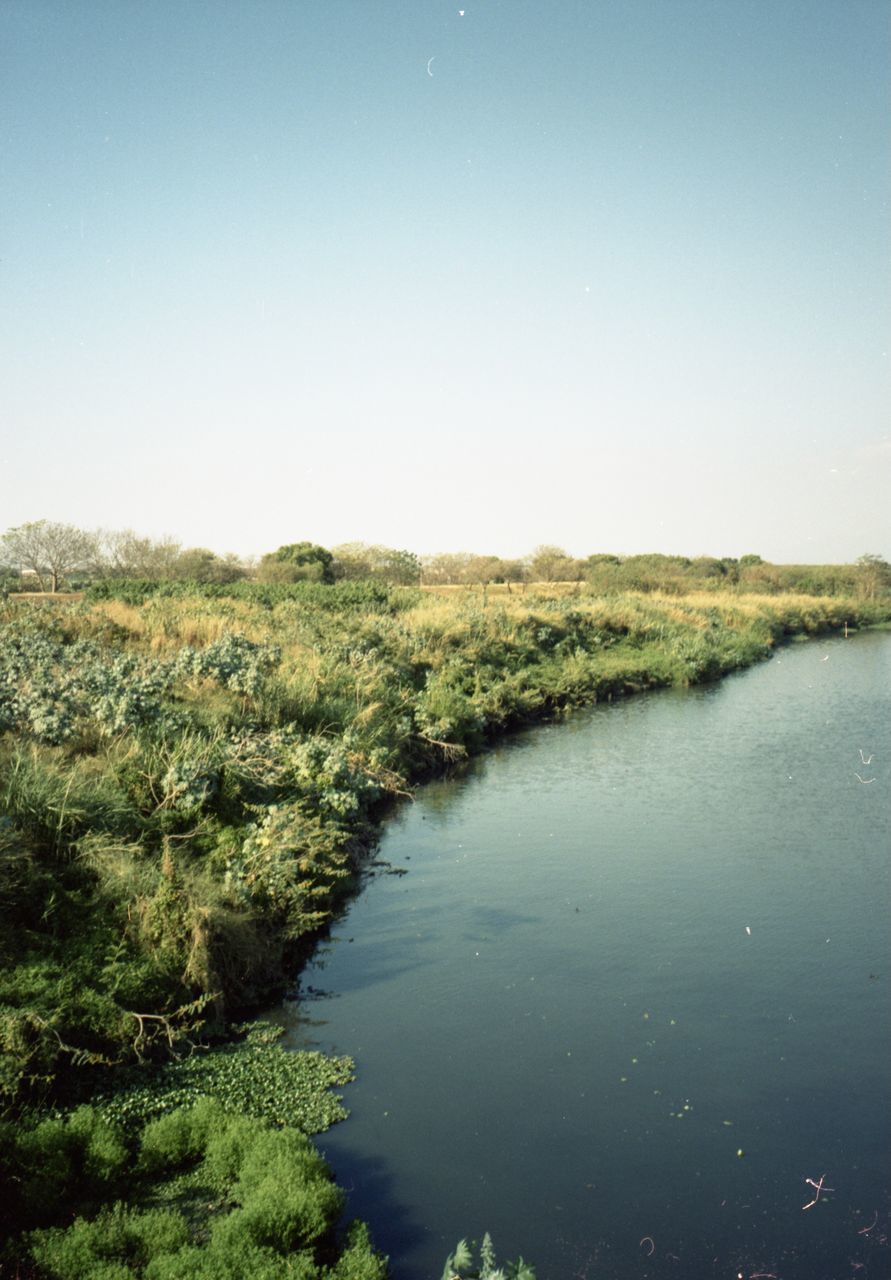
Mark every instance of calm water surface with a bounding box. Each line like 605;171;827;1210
279;633;891;1280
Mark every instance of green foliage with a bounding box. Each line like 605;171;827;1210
173;548;246;585
442;1233;536;1280
137;1095;223;1173
97;1024;354;1134
326;1222;389;1280
14;1107;131;1224
218;1125;342;1250
259;543;335;585
85;577;418;612
332;542;421;586
228;802;352;935
17;1097;385;1280
0;620;174;744
30;1203;189;1279
173;634;281;698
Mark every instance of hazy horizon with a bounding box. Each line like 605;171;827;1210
2;1;888;563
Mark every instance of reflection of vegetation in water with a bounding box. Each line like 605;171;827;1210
2;583;890;1273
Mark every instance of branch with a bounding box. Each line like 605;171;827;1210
415;733;468;763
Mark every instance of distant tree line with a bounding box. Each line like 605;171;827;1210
0;522;248;592
1;520;889;599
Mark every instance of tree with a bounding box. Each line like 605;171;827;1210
258;542;334;584
528;545;581;583
94;529;183;580
375;547;421;586
463;555;502;586
174;548;246;583
855;553;891;599
688;556;731;580
584;554;622;593
1;520;98;592
330;543;375;581
330;543;420;586
420;552;474;585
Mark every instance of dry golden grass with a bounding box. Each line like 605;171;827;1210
11;591;84;601
421;581;584;599
93;600;147;635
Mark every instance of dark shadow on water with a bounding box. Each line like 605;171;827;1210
313;1140;430;1277
305;941;436;994
463;903;542;933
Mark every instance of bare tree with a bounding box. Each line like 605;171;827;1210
420;552;474;585
94;529;183;580
1;520;98;592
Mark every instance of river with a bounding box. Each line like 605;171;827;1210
279;631;890;1280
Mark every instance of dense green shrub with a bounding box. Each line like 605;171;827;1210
19;1098;384;1280
31;1203;189;1279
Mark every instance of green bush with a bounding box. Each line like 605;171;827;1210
138;1096;222;1174
225;1127;342;1248
30;1204;188;1280
327;1222;389;1280
143;1242;320;1280
23;1100;381;1280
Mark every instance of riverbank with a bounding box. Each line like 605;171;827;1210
296;627;891;1280
2;587;889;1275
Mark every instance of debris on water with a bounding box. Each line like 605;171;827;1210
745;925;752;935
737;1149;745;1157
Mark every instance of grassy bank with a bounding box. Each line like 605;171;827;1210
2;585;889;1276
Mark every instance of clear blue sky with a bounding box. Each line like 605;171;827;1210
2;0;888;562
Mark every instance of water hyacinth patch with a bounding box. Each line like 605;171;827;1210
96;1024;354;1135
